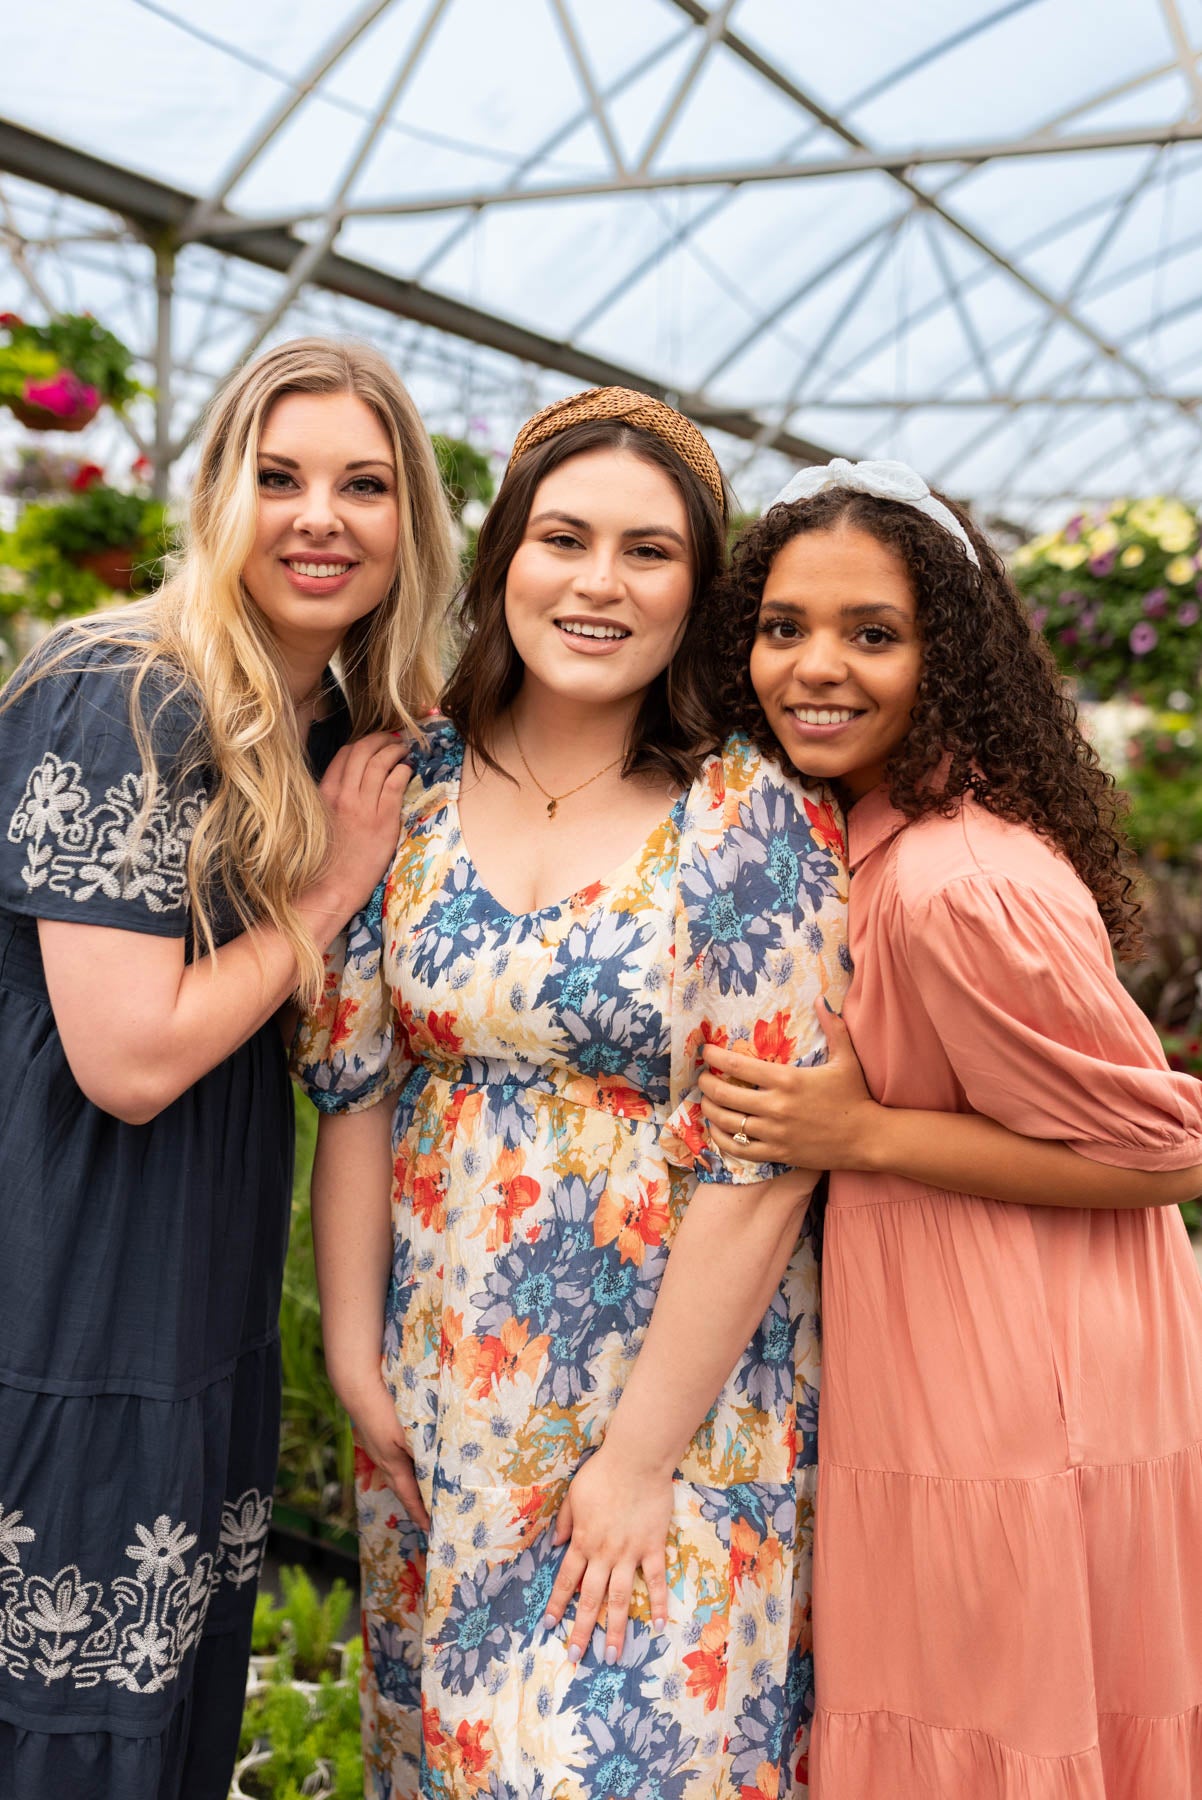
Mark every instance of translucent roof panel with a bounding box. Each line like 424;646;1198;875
2;0;1201;525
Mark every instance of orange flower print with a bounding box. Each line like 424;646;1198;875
594;1177;671;1266
397;1549;426;1617
472;1147;541;1251
329;993;361;1050
672;1102;710;1160
467;1315;550;1398
752;1011;796;1066
740;1762;782;1800
683;1614;729;1712
804;794;846;858
424;1008;463;1056
730;1518;784;1592
411;1172;447;1231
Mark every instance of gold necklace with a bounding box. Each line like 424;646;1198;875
509;717;624;819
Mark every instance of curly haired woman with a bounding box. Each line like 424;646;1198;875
698;460;1202;1797
0;339;457;1800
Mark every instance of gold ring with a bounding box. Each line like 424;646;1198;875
733;1114;750;1147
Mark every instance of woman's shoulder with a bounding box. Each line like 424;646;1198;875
2;622;202;750
688;732;845;845
891;797;1098;929
404;713;464;792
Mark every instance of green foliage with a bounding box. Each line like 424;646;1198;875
0;312;143;408
252;1588;288;1656
1011;496;1202;704
1121;715;1202;867
276;1096;357;1534
238;1637;364;1799
276;1565;353;1681
432;433;495;519
0;487;169;620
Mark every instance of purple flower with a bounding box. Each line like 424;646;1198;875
1129;622;1158;656
1059;627;1079;647
1029;606;1048;632
1088;551;1115;576
1177;600;1200;628
1080;607;1098;631
1059;589;1084;609
1065;515;1084;543
1143;588;1168;618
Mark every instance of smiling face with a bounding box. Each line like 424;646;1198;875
241;390;400;660
749;524;923;798
503;447;695;713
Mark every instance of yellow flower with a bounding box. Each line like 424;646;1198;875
1159;530;1195;555
1048;542;1089;570
1086;522;1119;555
1165;555;1196;586
1120;544;1146;568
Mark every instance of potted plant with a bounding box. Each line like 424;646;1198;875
0;460;168;620
0;311;143;430
234;1569;362;1800
1010;496;1202;705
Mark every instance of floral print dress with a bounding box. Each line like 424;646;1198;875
293;722;850;1800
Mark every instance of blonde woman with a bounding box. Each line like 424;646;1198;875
0;339;456;1800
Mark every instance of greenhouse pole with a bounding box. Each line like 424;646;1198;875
152;235;174;502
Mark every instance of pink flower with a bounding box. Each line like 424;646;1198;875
1088;551;1115;576
1177;600;1200;628
1143;588;1168;617
1029;606;1048;632
21;370;100;419
1129;622;1158;656
1064;514;1084;543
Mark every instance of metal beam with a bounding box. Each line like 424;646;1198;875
0;117;839;468
1158;0;1202;115
195;120;1202;231
781;393;1200;410
635;0;738;173
547;0;628;175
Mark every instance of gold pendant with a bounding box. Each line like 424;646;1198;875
546;798;557;818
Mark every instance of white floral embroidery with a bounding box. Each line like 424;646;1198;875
0;1505;35;1566
0;1506;215;1693
217;1488;273;1589
7;752;207;913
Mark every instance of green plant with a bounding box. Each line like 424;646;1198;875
432;433;495;519
0;481;169;620
252;1588;288;1656
1010;497;1202;704
0;311;143;412
275;1096;357;1534
276;1565;353;1681
1121;715;1202;866
237;1637;364;1799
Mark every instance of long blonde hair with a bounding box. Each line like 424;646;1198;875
7;338;458;1003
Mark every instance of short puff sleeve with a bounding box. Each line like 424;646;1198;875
0;638;207;937
290;878;413;1115
662;736;851;1183
904;869;1202;1171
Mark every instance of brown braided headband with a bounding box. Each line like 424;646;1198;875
508;386;726;517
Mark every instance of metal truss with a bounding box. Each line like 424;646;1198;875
1;0;1201;515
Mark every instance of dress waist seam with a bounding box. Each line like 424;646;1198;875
822;1437;1202;1481
0;1327;280;1401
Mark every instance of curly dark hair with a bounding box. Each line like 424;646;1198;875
715;486;1141;956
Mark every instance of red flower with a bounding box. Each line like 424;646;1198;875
0;312;22;330
131;455;152;479
69;462;106;492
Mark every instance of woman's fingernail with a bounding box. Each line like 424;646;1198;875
542;1615;556;1631
567;1644;583;1664
653;1616;666;1631
605;1646;617;1665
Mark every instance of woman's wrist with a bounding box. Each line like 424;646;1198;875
327;1355;388;1416
600;1413;679;1482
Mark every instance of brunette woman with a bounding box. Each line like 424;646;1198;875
294;388;850;1798
700;458;1202;1798
0;339;456;1800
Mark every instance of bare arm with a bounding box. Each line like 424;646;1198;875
39;735;409;1125
701;1006;1202;1211
544;1162;816;1663
311;1104;428;1529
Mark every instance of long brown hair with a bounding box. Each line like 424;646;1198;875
716;487;1141;955
440;419;726;789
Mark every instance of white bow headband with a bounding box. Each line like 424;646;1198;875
769;457;980;569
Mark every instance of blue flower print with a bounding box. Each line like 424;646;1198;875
534;910;658;1018
676;842;775;997
383;1235;416;1362
410;858;496;983
365;1617;417;1707
728;1684;796;1791
432;1557;514;1695
576;1698;694;1800
740;1293;798;1415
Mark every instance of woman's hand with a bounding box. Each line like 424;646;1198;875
313;733;412;918
543;1444;673;1667
342;1370;430;1533
700;999;879;1172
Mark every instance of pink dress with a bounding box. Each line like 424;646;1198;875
812;786;1202;1798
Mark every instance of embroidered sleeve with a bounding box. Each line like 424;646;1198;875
662;735;852;1184
0;650;207;935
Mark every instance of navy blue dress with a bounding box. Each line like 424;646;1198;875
0;639;346;1800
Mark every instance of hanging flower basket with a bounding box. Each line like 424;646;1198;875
0;312;143;431
0;461;169;621
73;543;140;591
